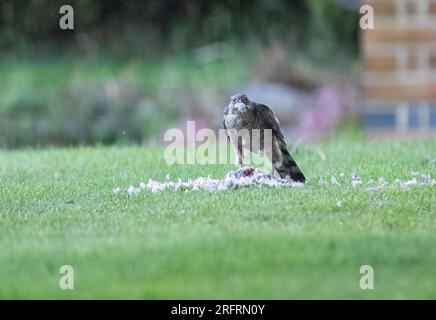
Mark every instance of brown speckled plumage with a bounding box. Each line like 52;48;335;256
223;94;306;183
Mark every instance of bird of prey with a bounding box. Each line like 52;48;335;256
223;93;306;183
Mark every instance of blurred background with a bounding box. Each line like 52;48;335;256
0;0;434;149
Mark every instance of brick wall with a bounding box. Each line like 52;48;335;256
361;0;436;136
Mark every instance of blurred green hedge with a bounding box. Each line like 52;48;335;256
0;63;177;148
0;0;358;58
0;0;358;148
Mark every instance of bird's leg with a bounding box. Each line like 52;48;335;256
231;140;244;167
233;150;243;167
237;143;244;167
228;133;242;167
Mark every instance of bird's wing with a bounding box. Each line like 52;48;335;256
253;103;284;140
222;105;229;137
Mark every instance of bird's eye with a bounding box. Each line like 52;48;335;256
232;97;237;103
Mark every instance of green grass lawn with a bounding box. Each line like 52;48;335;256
0;138;435;299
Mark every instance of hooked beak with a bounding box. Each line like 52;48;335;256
234;102;247;112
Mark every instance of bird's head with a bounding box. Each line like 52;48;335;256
229;93;252;113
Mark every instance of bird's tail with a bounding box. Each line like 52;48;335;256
274;140;306;183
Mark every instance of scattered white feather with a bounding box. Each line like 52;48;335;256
366;177;387;194
399;178;417;191
127;185;140;196
366;186;383;194
420;174;432;185
330;176;340;185
113;170;434;196
319;177;328;186
378;177;387;186
123;167;304;194
351;172;362;187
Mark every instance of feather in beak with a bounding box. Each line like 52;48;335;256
234;102;247;112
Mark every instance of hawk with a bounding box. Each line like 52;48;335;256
223;93;306;183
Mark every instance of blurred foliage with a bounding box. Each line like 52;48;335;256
0;0;359;148
0;54;248;148
0;0;358;59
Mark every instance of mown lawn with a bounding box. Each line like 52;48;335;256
0;138;435;299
